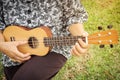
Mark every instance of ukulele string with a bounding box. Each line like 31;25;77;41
26;39;118;44
8;34;118;41
8;33;118;45
15;38;118;45
26;34;119;42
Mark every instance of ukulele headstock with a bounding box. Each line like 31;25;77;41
88;25;119;48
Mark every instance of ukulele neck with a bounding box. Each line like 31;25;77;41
44;36;87;47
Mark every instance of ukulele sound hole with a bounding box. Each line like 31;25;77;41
28;37;39;48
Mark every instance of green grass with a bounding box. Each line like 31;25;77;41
0;0;120;80
0;54;4;80
53;0;120;80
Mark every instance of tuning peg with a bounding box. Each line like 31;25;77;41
98;26;103;30
107;25;113;29
110;44;113;48
99;44;105;48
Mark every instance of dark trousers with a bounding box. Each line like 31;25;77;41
4;52;67;80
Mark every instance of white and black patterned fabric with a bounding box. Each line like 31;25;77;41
0;0;88;67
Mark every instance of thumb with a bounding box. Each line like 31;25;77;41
82;31;89;44
14;41;27;46
82;31;89;37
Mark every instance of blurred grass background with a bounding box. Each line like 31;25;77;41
0;0;120;80
53;0;120;80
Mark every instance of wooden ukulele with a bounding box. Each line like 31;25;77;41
3;25;118;56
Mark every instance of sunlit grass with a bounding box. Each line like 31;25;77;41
0;0;120;80
53;0;120;80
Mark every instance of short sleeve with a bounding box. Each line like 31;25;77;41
0;1;5;30
62;0;88;26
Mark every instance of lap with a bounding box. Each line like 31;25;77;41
4;52;67;80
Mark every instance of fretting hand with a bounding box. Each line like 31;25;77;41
71;31;89;56
68;23;89;56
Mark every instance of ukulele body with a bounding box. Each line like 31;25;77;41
3;25;118;56
3;26;52;56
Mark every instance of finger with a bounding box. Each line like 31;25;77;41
11;49;31;61
13;41;27;46
14;54;31;62
82;31;89;36
11;58;28;63
10;58;17;62
14;50;31;59
11;53;31;63
11;59;22;63
71;47;81;56
14;59;23;63
75;42;88;54
10;57;21;63
78;39;89;49
81;31;89;44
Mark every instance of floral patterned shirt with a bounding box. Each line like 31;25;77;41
0;0;88;67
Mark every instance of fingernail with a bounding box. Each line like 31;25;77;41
78;38;81;41
83;32;85;36
75;42;79;45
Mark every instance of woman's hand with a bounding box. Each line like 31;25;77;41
71;31;89;56
68;23;89;56
0;41;31;63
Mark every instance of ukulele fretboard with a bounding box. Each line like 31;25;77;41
44;36;85;46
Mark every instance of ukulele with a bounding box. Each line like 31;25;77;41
3;25;118;56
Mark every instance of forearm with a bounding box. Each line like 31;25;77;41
0;30;5;52
0;30;4;42
68;23;85;36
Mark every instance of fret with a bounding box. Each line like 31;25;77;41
48;37;52;46
44;38;49;46
54;37;60;45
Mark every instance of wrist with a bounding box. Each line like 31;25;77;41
68;23;85;36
